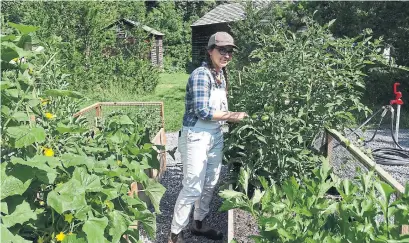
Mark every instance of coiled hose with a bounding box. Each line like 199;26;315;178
348;106;409;166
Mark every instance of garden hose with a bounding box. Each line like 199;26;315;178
371;108;409;165
352;105;409;166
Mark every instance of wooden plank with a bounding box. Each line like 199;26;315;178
227;184;234;242
73;102;101;117
326;129;405;194
327;133;333;166
99;101;163;106
150;128;167;179
326;128;408;235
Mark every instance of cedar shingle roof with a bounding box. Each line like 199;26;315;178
191;3;246;27
122;19;165;36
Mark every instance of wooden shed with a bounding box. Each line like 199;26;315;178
191;3;246;67
106;18;165;68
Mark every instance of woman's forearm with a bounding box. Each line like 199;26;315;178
212;111;248;123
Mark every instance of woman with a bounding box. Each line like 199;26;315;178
169;32;247;243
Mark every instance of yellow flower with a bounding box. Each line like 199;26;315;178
40;98;50;106
55;232;65;242
104;200;114;210
12;57;19;62
117;160;122;166
64;213;74;223
28;68;33;75
39;201;45;206
38;236;45;243
43;147;54;157
45;112;55;119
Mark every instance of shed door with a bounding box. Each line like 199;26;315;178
156;39;160;66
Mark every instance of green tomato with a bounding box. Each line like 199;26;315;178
251;114;258;119
261;115;269;121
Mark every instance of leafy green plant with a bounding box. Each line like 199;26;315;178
225;8;392;186
1;24;164;243
219;159;409;242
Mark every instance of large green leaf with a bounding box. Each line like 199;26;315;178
82;216;108;243
1;202;8;215
132;209;156;239
1;35;17;41
16;34;32;49
56;124;88;134
11;157;57;183
62;234;87;243
108;210;131;243
239;167;249;195
11;111;30;122
6;126;46;148
72;167;101;192
0;224;31;243
47;179;87;214
143;179;165;213
1;45;19;62
8;22;38;35
1;163;32;200
1;201;37;227
219;189;246;200
44;89;83;99
61;154;95;169
109;115;134;125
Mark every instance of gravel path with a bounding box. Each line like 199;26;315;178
331;129;409;186
141;132;228;243
139;129;408;242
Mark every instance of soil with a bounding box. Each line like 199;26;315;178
232;209;259;243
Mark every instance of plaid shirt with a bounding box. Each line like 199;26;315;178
182;64;226;127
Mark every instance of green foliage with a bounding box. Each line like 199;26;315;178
299;1;409;123
225;5;393;186
1;25;164;243
2;1;159;95
219;159;409;242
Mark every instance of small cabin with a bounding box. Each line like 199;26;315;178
106;18;165;68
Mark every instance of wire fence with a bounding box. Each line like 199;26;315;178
73;102;167;179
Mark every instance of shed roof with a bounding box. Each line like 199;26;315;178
191;3;246;27
106;18;165;36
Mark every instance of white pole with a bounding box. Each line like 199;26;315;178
395;104;401;147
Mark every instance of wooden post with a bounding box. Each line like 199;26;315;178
227;184;234;242
95;104;102;118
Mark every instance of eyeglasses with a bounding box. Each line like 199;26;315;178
215;47;234;56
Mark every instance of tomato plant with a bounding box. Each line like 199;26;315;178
225;9;391;187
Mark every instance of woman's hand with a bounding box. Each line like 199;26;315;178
228;112;248;123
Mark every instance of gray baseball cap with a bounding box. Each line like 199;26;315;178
207;32;237;49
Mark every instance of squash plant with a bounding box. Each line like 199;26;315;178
1;24;164;243
219;159;409;242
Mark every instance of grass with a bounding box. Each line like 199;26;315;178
82;72;188;132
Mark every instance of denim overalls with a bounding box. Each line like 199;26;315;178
171;68;228;234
